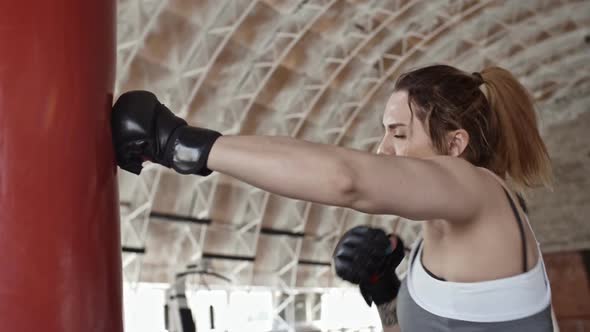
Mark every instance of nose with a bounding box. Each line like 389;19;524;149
377;137;395;156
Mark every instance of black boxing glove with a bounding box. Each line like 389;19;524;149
333;226;405;306
358;254;401;307
111;90;221;175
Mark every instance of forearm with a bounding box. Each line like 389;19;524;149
377;299;399;330
207;135;356;206
383;325;401;332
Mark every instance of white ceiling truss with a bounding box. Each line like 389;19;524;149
115;0;589;328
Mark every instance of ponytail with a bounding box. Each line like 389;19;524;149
479;67;553;191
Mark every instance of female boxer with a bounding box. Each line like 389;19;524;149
111;64;554;331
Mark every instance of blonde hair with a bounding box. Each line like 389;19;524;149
480;66;553;191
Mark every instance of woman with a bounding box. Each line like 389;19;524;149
111;64;554;331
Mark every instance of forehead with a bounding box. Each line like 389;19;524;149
383;91;411;124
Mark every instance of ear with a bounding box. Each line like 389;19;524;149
447;129;469;157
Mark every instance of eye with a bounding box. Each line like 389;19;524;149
393;135;406;139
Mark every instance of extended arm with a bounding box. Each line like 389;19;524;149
208;135;486;222
112;91;487;222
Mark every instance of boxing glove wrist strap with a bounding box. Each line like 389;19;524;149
166;126;222;176
362;270;400;306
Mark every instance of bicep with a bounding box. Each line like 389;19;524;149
349;155;485;222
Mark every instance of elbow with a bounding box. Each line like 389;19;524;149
331;162;358;209
335;164;373;212
349;195;380;214
341;171;386;215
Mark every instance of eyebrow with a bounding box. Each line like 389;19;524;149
382;123;407;130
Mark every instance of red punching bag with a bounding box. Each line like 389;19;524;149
0;1;123;331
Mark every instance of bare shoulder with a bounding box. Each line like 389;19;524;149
350;154;498;222
431;156;521;220
425;156;500;218
426;155;478;172
425;156;490;191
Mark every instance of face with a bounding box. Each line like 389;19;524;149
377;91;437;158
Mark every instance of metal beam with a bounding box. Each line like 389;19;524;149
150;211;212;225
298;259;331;267
201;252;256;262
260;227;306;238
122;246;147;254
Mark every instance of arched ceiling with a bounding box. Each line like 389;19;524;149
114;0;590;290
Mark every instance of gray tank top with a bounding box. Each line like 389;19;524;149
396;276;554;331
396;187;554;331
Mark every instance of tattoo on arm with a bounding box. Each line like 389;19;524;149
377;300;398;327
